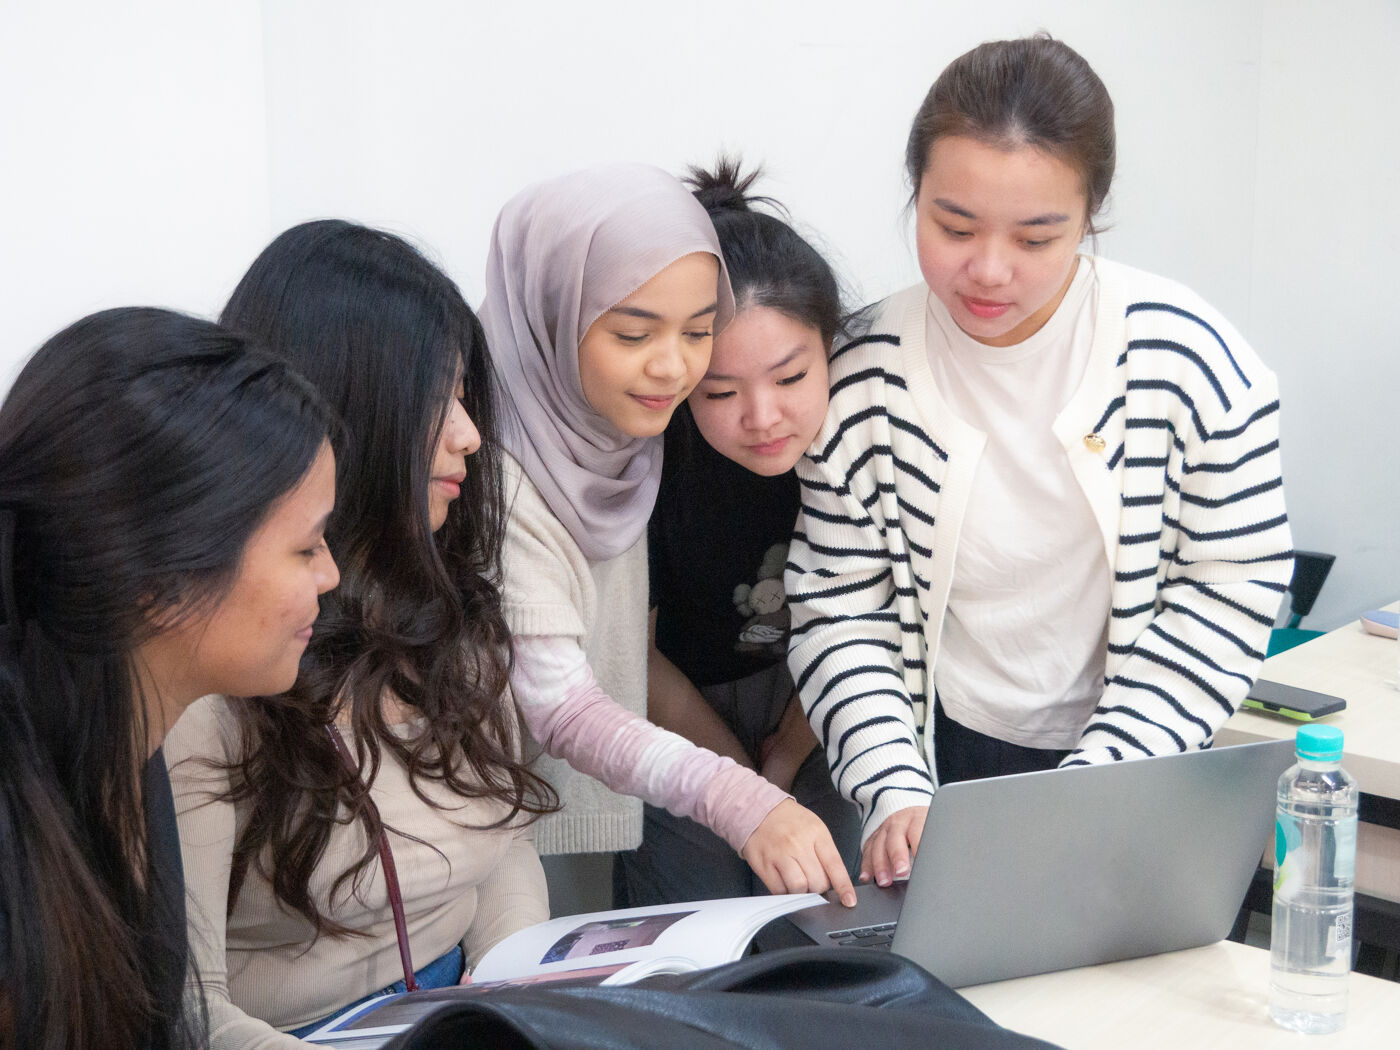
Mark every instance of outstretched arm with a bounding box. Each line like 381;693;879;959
512;635;854;903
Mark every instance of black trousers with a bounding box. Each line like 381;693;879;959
931;699;1069;785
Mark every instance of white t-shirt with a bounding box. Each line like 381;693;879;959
924;257;1111;748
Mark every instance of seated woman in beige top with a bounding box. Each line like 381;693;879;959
166;221;557;1047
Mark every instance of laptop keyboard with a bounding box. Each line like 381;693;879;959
826;920;896;950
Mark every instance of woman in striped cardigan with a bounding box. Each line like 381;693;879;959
786;35;1293;887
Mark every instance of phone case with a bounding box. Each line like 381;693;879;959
1243;679;1346;721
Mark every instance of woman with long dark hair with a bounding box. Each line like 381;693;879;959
166;220;558;1045
0;307;337;1050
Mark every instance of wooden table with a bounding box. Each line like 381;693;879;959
962;940;1400;1048
1217;603;1400;904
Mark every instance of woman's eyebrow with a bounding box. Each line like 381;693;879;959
607;302;718;322
933;197;975;219
932;197;1070;226
609;305;661;320
704;346;805;382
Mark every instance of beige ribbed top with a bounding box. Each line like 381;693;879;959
166;696;548;1048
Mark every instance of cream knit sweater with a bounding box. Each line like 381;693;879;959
500;452;651;854
501;453;787;856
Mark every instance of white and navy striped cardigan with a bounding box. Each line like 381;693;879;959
786;258;1293;838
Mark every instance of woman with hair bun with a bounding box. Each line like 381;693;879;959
616;160;861;907
0;307;337;1050
786;35;1293;889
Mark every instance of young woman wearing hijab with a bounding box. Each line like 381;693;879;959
166;221;557;1047
481;163;856;906
617;160;862;907
0;307;337;1050
785;36;1292;888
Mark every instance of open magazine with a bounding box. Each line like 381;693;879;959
303;893;825;1046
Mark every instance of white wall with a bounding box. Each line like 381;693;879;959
255;0;1267;312
2;0;1396;627
1248;0;1400;627
0;1;271;380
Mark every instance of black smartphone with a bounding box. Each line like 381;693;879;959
1242;679;1346;721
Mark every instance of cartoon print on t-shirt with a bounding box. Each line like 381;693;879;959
733;543;790;656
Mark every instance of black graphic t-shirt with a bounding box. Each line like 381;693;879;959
649;412;801;689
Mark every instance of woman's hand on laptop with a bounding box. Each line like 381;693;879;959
861;806;929;887
743;799;858;906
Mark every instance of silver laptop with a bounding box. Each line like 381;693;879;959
787;737;1294;987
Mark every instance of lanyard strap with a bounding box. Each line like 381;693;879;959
325;725;418;992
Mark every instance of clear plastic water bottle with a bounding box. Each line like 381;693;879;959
1269;724;1358;1034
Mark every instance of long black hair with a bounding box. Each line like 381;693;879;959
217;220;556;937
0;307;331;1050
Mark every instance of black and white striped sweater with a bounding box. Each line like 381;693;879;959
786;258;1293;837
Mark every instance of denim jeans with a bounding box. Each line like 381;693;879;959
285;943;465;1039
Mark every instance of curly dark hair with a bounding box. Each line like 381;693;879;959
217;220;557;937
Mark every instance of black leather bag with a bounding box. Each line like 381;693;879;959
382;947;1063;1049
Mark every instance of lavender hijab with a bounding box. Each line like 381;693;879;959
480;164;734;560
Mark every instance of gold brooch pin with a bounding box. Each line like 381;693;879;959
1083;433;1106;453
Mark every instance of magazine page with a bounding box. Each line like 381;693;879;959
471;892;824;983
304;892;825;1045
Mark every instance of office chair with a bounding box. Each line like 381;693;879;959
1266;550;1336;657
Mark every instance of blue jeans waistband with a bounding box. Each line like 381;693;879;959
286;942;465;1039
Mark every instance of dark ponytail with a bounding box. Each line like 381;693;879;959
684;157;845;349
687;157;769;214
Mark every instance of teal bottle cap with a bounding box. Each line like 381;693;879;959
1296;724;1344;761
